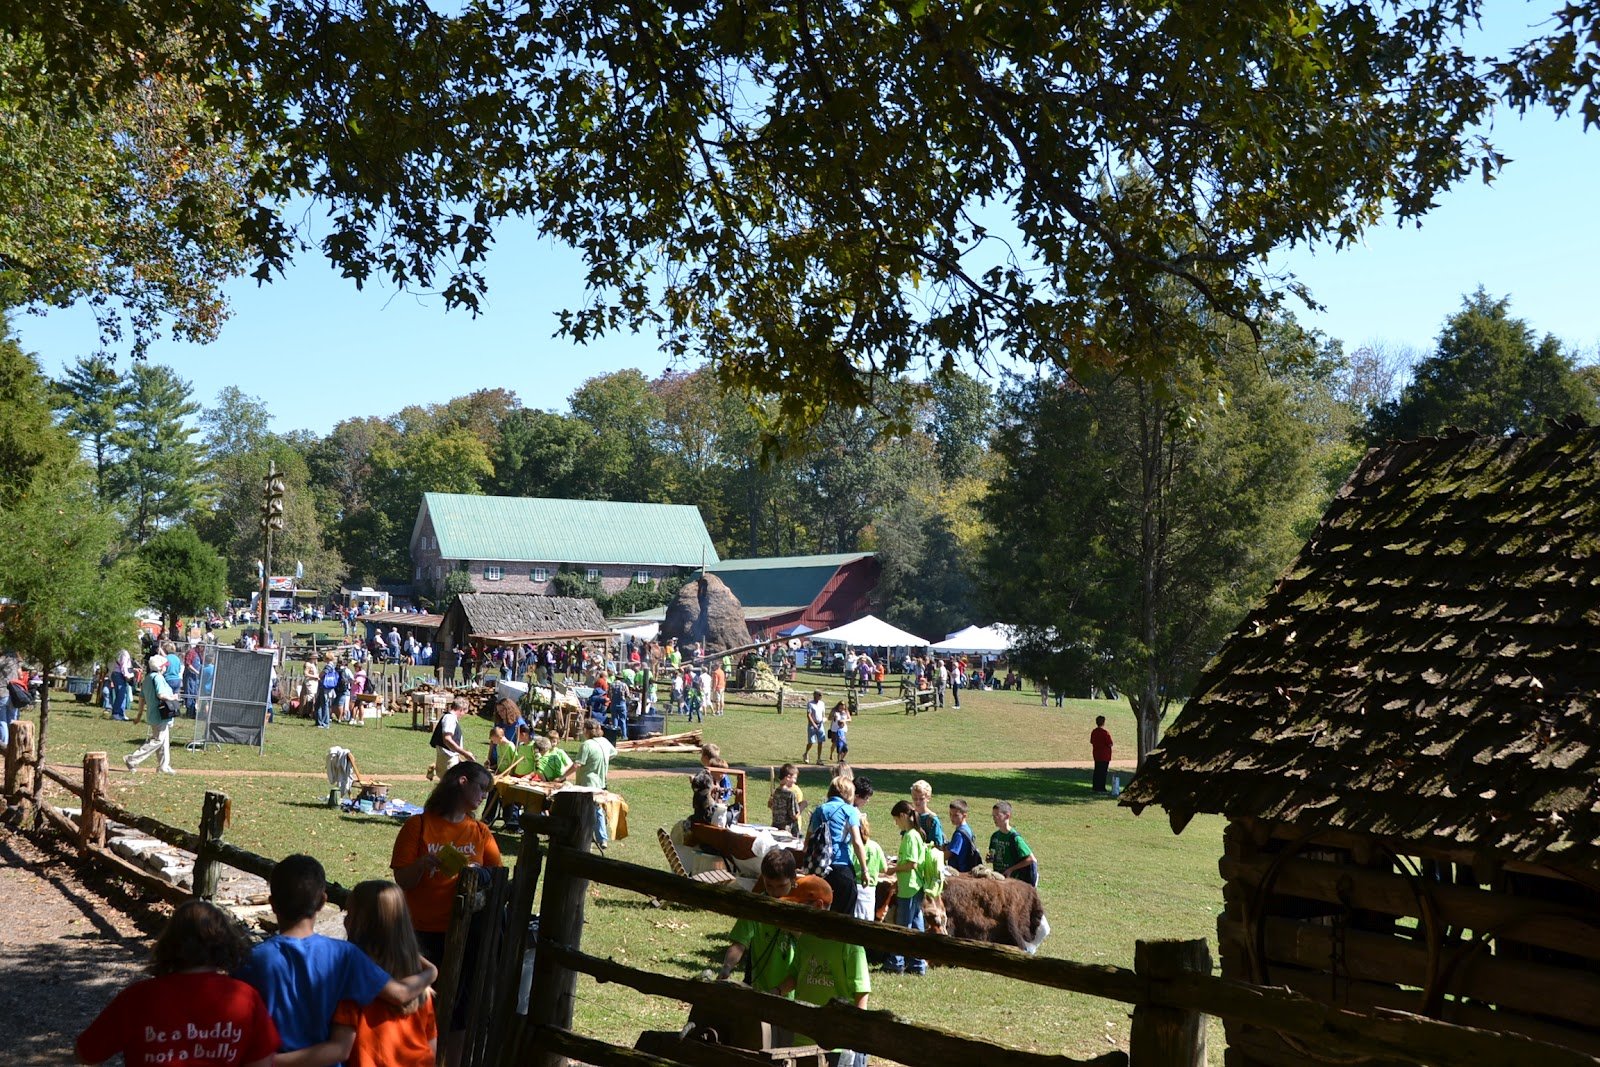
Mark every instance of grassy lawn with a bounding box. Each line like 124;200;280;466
31;670;1222;1062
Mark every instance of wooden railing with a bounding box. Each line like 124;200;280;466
494;791;1600;1067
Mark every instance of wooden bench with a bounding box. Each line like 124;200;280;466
657;827;736;885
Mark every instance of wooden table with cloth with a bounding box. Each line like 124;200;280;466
493;776;629;840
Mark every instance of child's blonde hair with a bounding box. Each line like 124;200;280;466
910;779;932;800
344;880;426;1013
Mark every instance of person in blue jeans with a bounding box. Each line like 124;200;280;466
882;800;928;975
110;648;133;721
0;656;18;749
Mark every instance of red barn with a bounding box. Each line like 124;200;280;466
707;552;880;637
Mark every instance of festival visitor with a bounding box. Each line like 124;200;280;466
802;690;827;766
1090;715;1114;794
768;762;805;836
329;881;438;1067
110;647;134;721
77;899;279;1067
987;801;1038;885
807;776;870;917
850;813;888;925
240;855;435;1067
944;799;980;873
882;800;929;976
909;780;945;848
390;763;502;1063
124;654;177;775
531;735;572;781
714;849;801;995
829;700;851;764
776;878;870;1067
429;696;473;779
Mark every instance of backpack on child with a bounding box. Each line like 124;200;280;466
802;813;839;877
321;664;340;689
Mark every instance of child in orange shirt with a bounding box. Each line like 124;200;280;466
330;881;438;1067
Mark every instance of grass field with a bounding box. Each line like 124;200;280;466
31;666;1225;1062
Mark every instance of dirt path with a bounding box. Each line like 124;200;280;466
0;828;161;1065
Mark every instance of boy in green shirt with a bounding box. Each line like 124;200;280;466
777;879;870;1067
988;800;1038;886
881;800;928;975
531;735;572;782
715;849;800;994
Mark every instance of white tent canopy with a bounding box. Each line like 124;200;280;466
808;614;929;648
613;621;660;642
929;624;1015;654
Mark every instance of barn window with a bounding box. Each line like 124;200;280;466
634;570;650;585
586;567;601;583
533;567;550;582
485;565;503;581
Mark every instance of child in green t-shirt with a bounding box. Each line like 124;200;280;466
532;735;573;782
881;800;928;976
848;815;888;924
987;800;1038;886
778;879;870;1067
715;850;800;994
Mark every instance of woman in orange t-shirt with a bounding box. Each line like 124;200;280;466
391;761;503;939
331;881;437;1067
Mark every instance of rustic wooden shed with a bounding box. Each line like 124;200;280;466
435;593;610;652
1123;423;1600;1064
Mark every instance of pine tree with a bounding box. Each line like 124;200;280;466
53;355;129;500
106;362;205;544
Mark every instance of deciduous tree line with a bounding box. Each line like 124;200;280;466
5;283;1598;761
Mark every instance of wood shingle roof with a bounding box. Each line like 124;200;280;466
1123;424;1600;868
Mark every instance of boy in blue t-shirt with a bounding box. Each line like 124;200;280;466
240;854;436;1067
944;799;980;873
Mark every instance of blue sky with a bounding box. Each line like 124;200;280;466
16;11;1599;436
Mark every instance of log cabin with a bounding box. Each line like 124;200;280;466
1123;420;1600;1064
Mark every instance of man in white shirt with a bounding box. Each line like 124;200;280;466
803;690;827;766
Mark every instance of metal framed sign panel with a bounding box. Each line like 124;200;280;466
192;645;274;753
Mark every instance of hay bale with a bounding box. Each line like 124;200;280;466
661;574;752;654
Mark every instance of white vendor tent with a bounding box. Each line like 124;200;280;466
808;614;929;648
930;624;1015;655
613;621;661;642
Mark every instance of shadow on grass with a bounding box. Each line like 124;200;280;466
844;767;1106;808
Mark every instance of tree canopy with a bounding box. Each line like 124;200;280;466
1366;289;1598;442
138;525;227;635
7;2;1567;427
982;308;1342;764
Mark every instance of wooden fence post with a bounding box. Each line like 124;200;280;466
194;791;230;900
81;752;108;849
521;790;597;1067
775;683;785;714
6;719;36;808
487;817;547;1067
1129;938;1211;1067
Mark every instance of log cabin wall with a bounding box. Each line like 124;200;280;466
1217;817;1600;1066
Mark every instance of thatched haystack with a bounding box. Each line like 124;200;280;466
661;573;752;654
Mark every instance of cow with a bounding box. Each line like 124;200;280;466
873;871;1051;954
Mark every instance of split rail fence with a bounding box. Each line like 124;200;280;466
9;729;1600;1067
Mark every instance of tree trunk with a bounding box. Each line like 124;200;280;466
31;662;52;813
1132;689;1161;768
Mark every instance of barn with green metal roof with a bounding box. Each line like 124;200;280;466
410;492;718;599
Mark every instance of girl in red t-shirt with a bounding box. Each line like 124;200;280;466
77;900;278;1066
330;881;437;1067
